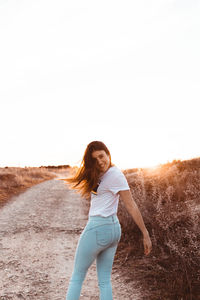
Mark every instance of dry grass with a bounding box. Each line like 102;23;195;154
0;166;68;207
116;158;200;300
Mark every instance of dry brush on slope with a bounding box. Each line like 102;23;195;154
0;166;70;207
116;158;200;300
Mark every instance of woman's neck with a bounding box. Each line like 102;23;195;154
99;166;111;178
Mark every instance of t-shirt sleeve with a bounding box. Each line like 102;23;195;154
108;170;130;195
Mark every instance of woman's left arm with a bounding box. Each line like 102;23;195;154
119;190;152;255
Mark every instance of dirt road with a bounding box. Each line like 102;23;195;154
0;175;141;300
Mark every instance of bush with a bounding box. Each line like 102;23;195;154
117;158;200;299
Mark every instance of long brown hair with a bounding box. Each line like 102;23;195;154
64;141;113;198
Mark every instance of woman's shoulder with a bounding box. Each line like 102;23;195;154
107;165;124;176
103;165;129;188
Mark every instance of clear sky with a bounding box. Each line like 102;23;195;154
0;0;200;170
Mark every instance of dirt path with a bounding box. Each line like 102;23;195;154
0;176;141;300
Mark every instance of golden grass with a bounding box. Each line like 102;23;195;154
116;157;200;299
0;166;59;207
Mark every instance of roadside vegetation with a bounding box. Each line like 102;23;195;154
0;165;70;207
116;157;200;300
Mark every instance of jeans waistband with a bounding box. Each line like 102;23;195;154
88;214;118;223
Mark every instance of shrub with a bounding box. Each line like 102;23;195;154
117;158;200;299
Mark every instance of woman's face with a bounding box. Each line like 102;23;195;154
91;150;111;174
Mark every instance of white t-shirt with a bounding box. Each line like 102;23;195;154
89;165;130;217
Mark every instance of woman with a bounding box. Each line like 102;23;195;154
64;141;152;300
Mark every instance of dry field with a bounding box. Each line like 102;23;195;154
115;158;200;300
0;166;70;207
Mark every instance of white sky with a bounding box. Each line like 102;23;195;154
0;0;200;169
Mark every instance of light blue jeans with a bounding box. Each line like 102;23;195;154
66;214;122;300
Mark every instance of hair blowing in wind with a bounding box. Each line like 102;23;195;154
64;141;113;198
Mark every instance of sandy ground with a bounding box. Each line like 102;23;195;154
0;174;141;300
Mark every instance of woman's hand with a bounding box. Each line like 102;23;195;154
143;232;152;256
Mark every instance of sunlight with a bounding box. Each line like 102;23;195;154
109;128;200;170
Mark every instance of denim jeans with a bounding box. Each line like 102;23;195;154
66;214;122;300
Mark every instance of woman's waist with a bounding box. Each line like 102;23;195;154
88;213;119;223
83;214;120;232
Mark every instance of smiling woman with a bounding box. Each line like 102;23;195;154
62;140;152;300
64;141;114;198
91;150;111;174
